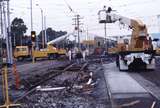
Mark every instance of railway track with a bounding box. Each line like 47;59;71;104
13;62;88;104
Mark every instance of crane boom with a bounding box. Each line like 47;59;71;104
101;7;155;71
47;33;73;45
106;12;150;51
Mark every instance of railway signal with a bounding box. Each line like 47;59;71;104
31;31;36;42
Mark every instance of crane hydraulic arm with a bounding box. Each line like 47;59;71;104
101;7;155;71
106;12;152;51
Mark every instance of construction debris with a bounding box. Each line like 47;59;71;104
151;101;156;108
12;61;109;108
36;71;94;92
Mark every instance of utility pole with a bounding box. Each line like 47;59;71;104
104;23;107;52
98;5;108;54
0;2;3;38
44;15;47;44
41;9;44;48
36;4;45;48
77;15;80;49
72;17;77;47
7;0;13;64
30;0;33;31
1;0;13;65
157;15;160;47
0;2;2;67
72;14;83;49
158;15;160;33
86;26;88;40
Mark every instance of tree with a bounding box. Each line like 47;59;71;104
38;27;67;48
46;28;56;41
11;17;28;46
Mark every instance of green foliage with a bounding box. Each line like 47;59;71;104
11;17;28;46
37;27;67;48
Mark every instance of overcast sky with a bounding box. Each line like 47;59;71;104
10;0;160;37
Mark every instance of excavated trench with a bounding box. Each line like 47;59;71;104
17;62;110;108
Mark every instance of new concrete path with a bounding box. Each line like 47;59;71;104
103;63;148;99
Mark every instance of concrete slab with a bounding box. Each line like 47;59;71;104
103;63;147;94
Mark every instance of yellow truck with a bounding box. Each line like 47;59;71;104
14;46;31;61
14;34;70;61
32;45;66;60
14;45;66;61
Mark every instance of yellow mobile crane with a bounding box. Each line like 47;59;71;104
14;34;68;61
32;34;68;60
104;7;155;71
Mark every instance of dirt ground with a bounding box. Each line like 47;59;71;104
19;62;111;108
0;60;69;104
0;56;160;108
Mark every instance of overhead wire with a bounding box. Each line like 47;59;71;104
11;0;160;35
108;0;158;8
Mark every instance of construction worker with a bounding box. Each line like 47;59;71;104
68;49;72;61
76;50;83;64
82;49;86;61
72;47;78;61
71;48;76;60
85;48;89;56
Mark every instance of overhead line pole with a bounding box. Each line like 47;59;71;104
36;4;45;48
98;6;108;53
44;15;47;44
7;0;13;64
2;0;11;65
0;2;3;38
72;14;83;49
104;23;107;52
40;8;44;48
30;0;33;31
72;17;77;47
77;15;80;49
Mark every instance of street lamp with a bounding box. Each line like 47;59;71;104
36;4;45;48
157;15;160;33
30;0;33;31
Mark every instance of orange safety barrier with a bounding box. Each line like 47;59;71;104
12;63;20;89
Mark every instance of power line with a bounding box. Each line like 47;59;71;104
63;0;76;14
110;0;158;8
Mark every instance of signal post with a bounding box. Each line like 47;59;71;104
31;31;36;64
